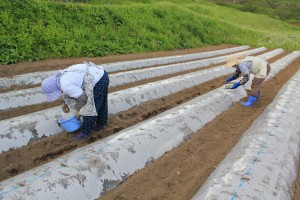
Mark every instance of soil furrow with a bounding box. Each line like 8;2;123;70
99;57;300;200
1;46;299;200
0;49;290;182
0;46;261;94
0;49;272;121
0;44;236;78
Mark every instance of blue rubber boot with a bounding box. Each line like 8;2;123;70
241;95;257;107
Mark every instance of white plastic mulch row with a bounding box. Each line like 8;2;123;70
192;69;300;200
0;86;248;200
0;46;249;89
108;47;266;87
0;49;284;153
0;52;298;200
107;49;283;114
0;47;266;111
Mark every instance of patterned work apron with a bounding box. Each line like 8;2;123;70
63;62;101;116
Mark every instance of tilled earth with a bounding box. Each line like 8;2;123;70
0;44;299;200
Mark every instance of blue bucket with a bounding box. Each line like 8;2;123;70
58;116;82;133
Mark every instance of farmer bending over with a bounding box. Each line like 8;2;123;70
225;55;271;107
41;62;109;140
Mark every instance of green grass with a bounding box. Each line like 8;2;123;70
208;0;300;22
0;0;299;64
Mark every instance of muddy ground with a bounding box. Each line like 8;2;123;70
0;44;299;199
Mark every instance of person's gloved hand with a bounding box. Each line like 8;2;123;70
231;82;241;89
62;103;70;113
226;75;236;83
225;82;241;89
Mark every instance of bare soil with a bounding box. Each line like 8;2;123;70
0;44;235;77
0;48;271;121
100;56;300;200
0;44;299;200
291;22;300;27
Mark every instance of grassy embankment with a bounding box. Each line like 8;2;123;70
208;0;300;23
0;0;299;64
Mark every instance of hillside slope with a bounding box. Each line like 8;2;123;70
208;0;300;22
0;0;299;64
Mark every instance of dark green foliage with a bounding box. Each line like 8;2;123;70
0;0;299;64
0;1;203;64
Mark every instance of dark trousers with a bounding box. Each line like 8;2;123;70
250;64;271;96
82;71;109;135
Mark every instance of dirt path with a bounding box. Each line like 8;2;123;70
291;22;300;27
0;45;299;199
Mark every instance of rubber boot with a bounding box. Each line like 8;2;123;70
72;132;88;141
241;95;257;107
93;124;105;131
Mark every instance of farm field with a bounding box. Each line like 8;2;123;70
0;44;300;199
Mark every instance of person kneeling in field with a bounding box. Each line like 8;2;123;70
41;62;109;140
225;55;271;107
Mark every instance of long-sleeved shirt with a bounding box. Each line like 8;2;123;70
60;63;104;98
232;56;268;85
